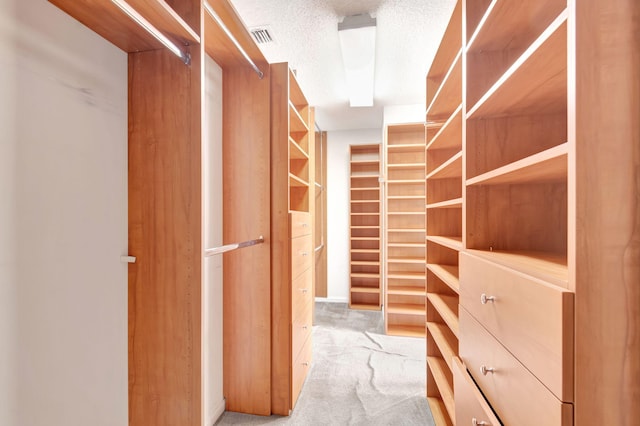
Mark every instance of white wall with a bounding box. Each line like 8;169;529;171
203;56;225;426
326;128;382;302
0;1;128;425
383;103;425;126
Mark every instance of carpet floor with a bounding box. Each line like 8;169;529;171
215;302;435;426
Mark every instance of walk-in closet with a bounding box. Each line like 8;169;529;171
1;0;637;425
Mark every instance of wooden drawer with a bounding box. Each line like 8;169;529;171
291;234;312;280
291;333;312;408
459;252;573;402
291;302;312;362
453;357;502;426
460;308;573;426
292;266;312;322
290;211;312;238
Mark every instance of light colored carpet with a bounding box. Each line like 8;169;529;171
215;302;434;426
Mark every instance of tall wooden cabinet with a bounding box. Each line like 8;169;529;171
426;0;640;425
349;144;382;310
384;124;427;337
270;62;315;416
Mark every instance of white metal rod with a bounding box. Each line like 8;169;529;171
203;1;264;79
204;236;264;257
111;0;190;64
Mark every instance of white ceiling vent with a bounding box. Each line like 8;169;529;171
249;26;275;44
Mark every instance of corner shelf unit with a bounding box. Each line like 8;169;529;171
384;123;426;337
424;1;462;424
349;144;382;310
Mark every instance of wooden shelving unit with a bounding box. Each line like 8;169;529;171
384;123;426;337
349;144;382;310
426;1;640;425
424;1;461;423
271;63;315;415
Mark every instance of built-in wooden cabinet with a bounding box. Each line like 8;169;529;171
429;0;640;425
424;2;462;423
271;62;315;416
384;123;427;337
349;144;382;310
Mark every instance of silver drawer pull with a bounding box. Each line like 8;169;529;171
472;418;490;426
302;362;309;366
302;325;308;330
480;365;495;375
300;288;308;293
301;251;309;257
480;293;495;304
301;223;309;228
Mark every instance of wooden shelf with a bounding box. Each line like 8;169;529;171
467;13;567;118
387;211;425;216
427;322;458;372
427;397;452;426
387;272;426;280
351;160;379;166
387;304;426;316
388;228;424;233
350;249;380;254
426;236;463;251
467;249;568;288
388;163;425;169
387;179;426;184
387;243;425;249
350;225;380;229
350;303;382;311
351;200;379;204
289;137;309;160
386;324;426;338
467;142;568;186
427;0;462;106
351;173;379;178
388;257;425;264
426;264;460;294
350;272;380;278
351;261;381;266
49;0;200;54
388;195;425;200
427;357;455;422
289;173;309;187
427;51;463;120
350;212;379;216
426;151;462;179
427;106;462;151
386;143;426;153
468;0;565;53
351;237;379;241
350;286;381;294
289;101;309;133
427;294;459;338
426;198;462;209
387;286;426;296
351;187;379;191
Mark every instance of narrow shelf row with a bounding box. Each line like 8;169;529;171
350;144;382;310
385;123;426;337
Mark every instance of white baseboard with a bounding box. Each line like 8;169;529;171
209;398;226;426
315;297;348;303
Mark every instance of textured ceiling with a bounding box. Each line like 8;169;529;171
228;0;457;131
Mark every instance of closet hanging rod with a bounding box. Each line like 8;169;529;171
204;1;264;79
110;0;190;65
204;236;264;257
